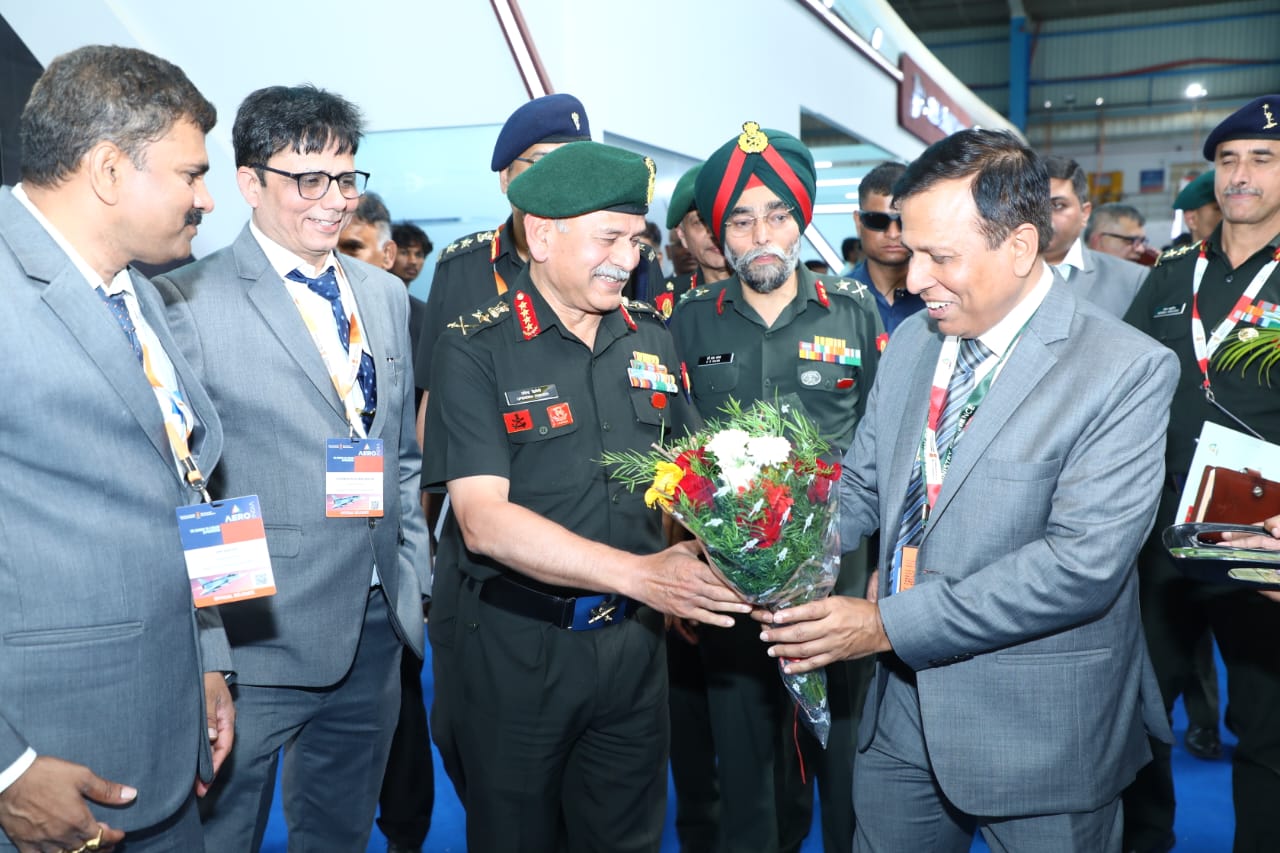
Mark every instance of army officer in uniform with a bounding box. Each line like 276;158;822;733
423;141;748;853
670;123;884;853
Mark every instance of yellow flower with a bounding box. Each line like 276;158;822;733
644;461;684;509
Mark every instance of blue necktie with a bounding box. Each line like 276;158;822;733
96;286;143;363
287;267;377;433
889;338;992;593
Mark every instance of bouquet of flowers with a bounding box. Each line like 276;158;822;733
602;398;842;746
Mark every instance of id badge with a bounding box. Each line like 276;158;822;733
176;495;277;608
326;438;385;517
894;546;918;594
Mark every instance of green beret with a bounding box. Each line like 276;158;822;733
1173;170;1216;211
666;164;702;230
507;141;655;218
694;122;816;245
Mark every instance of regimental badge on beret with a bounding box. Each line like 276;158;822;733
738;122;769;154
645;157;656;206
1202;94;1280;160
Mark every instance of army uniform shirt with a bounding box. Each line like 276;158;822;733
416;216;664;390
669;264;885;453
422;269;698;631
1125;227;1280;477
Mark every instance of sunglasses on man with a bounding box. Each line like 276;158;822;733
858;211;902;232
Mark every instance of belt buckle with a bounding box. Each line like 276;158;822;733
570;594;620;630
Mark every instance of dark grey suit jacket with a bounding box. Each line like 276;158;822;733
841;274;1177;816
155;226;428;687
0;188;226;830
1068;245;1147;318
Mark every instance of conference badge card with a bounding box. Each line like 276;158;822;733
176;496;277;608
326;438;385;517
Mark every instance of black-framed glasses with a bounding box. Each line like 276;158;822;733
1100;231;1148;247
250;163;369;200
858;211;902;232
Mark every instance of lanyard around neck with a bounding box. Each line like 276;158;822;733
287;278;370;439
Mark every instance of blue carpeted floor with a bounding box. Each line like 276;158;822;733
262;645;1235;852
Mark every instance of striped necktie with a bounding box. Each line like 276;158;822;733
889;337;992;593
287;267;377;433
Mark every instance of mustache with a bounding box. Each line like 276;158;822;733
1223;187;1261;198
592;263;632;281
185;209;204;227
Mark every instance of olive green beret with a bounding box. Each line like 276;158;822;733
694;122;816;245
1173;170;1216;211
666;164;702;229
507;141;655;218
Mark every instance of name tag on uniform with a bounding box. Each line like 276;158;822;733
504;384;559;405
326;438;385;517
176;495;277;608
698;353;733;366
1153;303;1186;319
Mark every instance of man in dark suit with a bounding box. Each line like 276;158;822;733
156;85;429;852
760;130;1177;852
0;45;229;852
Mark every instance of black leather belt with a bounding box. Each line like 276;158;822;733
480;573;636;631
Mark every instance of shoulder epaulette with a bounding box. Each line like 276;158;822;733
1154;240;1201;267
439;229;497;263
621;297;665;324
678;284;717;304
822;276;875;302
640;243;657;263
445;294;510;337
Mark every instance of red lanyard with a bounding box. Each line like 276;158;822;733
1190;242;1280;392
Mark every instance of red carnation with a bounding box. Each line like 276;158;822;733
752;482;794;548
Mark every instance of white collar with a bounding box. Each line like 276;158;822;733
249;219;340;280
976;262;1053;358
12;183;134;295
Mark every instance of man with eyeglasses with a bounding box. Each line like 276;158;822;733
849;161;924;336
1085;202;1150;263
154;84;429;852
1042;156;1146;318
671;123;884;853
654;164;730;319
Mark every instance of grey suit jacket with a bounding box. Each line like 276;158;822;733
155;224;428;687
0;188;226;830
840;276;1177;817
1069;246;1147;318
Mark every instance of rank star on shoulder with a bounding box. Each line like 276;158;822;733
458;237;474;249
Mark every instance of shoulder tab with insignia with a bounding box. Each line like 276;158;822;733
620;297;665;324
823;276;873;301
446;294;511;337
678;285;716;304
439;228;497;262
1155;240;1201;267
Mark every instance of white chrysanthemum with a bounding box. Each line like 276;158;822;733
706;428;759;490
746;435;792;468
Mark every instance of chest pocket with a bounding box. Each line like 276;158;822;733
503;398;580;445
1147;306;1192;346
796;360;858;393
695;359;739;394
629;387;673;428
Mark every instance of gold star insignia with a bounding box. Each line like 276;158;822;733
459;237;474;249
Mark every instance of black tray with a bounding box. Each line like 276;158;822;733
1162;523;1280;590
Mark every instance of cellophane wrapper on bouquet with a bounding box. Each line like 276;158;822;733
602;398;842;746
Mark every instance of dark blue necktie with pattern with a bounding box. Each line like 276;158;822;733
96;286;143;363
287;267;377;433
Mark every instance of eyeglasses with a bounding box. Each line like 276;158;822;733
1100;232;1148;247
858;211;902;232
250;164;369;200
725;205;795;237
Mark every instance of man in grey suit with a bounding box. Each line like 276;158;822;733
1043;155;1147;318
0;46;231;852
155;85;428;852
758;130;1177;851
